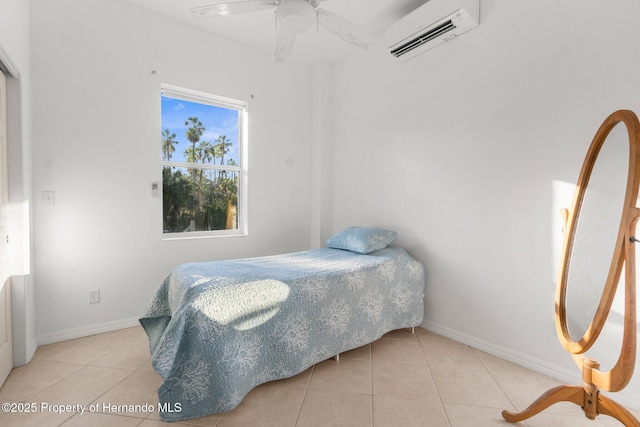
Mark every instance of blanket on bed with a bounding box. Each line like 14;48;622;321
140;245;425;421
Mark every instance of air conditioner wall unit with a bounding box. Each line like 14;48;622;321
385;0;479;62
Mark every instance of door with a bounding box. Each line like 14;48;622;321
0;69;12;387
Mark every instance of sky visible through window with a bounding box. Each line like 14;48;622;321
161;95;239;165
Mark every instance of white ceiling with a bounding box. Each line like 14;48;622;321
119;0;428;64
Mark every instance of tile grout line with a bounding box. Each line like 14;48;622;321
416;329;453;427
293;364;315;426
370;345;374;427
472;346;529;424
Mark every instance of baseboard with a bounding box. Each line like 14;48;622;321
422;320;640;412
37;316;141;345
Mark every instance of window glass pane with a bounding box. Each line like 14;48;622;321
161;96;240;166
163;166;239;233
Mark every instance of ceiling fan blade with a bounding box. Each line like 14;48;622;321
273;27;297;63
191;0;278;18
316;8;372;50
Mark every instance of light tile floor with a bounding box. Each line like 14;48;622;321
0;326;635;426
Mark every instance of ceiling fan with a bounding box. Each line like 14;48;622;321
191;0;373;63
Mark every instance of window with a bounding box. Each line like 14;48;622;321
160;84;247;238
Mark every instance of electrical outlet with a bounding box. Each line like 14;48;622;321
89;289;100;304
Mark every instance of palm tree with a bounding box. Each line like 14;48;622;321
184;117;205;182
162;129;178;161
214;135;233;179
185;117;205;163
198;140;214;165
196;140;214;192
215;135;232;166
183;145;198;163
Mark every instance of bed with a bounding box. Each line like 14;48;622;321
140;227;425;421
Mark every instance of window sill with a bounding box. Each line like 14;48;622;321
162;230;247;241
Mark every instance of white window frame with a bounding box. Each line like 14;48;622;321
160;84;248;240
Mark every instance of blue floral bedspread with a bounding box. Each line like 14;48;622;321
139;246;425;421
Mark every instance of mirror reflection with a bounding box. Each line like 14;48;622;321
565;122;629;340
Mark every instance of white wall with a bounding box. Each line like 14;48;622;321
30;0;313;342
310;63;334;248
330;0;640;408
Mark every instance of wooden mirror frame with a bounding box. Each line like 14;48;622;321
503;110;640;425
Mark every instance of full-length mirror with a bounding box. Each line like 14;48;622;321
503;110;640;426
565;122;629;342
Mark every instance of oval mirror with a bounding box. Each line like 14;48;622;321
557;110;640;354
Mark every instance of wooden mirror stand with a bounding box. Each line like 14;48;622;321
503;110;640;426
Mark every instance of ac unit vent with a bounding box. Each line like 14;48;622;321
385;0;479;62
390;19;456;58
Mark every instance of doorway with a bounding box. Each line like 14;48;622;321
0;69;13;387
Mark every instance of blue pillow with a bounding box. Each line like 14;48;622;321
326;227;397;254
